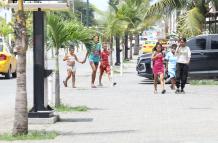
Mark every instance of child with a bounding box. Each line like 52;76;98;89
151;43;166;94
99;43;116;87
165;44;177;90
63;45;83;88
175;37;191;94
83;35;101;88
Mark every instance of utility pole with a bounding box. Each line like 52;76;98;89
68;0;75;13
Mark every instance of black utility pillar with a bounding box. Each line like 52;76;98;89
28;10;53;118
115;36;120;66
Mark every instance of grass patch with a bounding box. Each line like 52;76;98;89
190;80;218;85
0;131;58;141
55;104;89;112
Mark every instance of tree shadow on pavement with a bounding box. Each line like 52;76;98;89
59;118;93;123
60;129;137;136
138;79;153;84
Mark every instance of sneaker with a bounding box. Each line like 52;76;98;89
161;89;166;94
181;89;185;94
175;89;180;94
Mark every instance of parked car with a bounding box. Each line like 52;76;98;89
0;38;17;79
140;40;157;54
136;34;218;80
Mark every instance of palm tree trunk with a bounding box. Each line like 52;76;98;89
133;34;139;55
124;31;128;60
54;47;60;106
13;0;28;135
51;47;54;58
115;35;120;66
129;35;133;60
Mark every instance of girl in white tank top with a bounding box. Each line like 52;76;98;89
63;47;83;88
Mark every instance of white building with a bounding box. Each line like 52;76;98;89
0;8;12;23
0;0;12;23
168;10;177;35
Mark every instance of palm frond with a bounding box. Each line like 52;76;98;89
177;7;205;37
145;0;186;17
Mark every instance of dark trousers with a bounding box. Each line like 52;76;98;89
176;63;189;90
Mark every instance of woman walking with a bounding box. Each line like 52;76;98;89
151;43;166;94
175;38;191;94
83;35;102;88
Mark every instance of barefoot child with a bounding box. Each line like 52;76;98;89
63;46;83;88
99;43;116;86
151;43;166;94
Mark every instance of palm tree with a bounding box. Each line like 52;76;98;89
12;0;28;135
0;17;13;52
47;13;94;106
47;14;72;106
114;0;150;59
146;0;218;37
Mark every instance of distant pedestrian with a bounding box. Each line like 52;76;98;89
83;35;101;88
151;43;166;94
63;45;83;88
99;42;116;87
165;44;177;90
175;37;191;94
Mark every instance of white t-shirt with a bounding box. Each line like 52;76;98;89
175;46;191;64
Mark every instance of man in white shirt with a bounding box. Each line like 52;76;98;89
175;38;191;94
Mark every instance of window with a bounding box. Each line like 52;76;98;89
211;36;218;49
188;37;206;50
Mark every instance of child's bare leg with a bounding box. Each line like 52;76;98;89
160;74;165;90
153;75;158;93
72;71;76;88
64;70;72;87
90;62;98;87
99;69;104;86
160;73;166;94
171;77;176;90
107;73;111;81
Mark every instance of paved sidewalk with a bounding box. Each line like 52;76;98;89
1;54;218;143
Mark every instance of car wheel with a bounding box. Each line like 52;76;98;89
12;71;17;78
5;68;11;79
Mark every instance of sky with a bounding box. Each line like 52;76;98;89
89;0;109;11
88;0;159;11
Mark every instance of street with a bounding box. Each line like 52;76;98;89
0;50;218;143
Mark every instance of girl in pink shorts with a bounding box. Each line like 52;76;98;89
151;43;166;94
